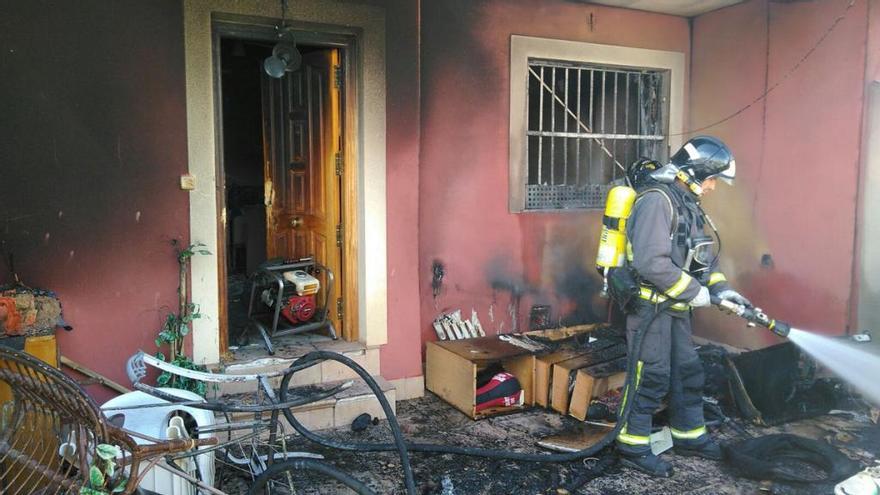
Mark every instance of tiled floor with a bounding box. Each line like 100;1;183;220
227;331;347;363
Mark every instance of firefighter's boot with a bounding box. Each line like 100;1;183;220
674;435;723;461
619;450;674;478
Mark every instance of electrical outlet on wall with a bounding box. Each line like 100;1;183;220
180;173;196;190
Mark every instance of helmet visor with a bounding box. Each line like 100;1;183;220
716;159;735;185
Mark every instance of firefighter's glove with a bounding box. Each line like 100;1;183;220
689;286;711;308
717;289;751;308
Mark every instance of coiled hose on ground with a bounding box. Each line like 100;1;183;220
270;302;673;494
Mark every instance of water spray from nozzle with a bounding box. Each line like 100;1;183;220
710;298;880;406
710;295;791;338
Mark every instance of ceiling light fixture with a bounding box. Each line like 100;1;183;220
263;0;302;78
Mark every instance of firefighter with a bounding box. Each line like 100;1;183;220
617;136;749;477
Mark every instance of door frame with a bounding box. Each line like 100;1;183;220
212;19;360;355
183;1;388;366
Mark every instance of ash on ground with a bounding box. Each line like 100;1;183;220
217;393;879;494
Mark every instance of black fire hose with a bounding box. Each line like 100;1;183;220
278;301;675;489
280;350;418;494
248;458;377;495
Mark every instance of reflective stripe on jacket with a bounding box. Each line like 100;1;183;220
627;189;702;304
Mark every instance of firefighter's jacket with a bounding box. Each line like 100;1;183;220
626;185;731;314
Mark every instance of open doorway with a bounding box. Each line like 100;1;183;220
218;36;351;356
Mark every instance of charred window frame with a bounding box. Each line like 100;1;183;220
525;61;669;210
509;36;685;213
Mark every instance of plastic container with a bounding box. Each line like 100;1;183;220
101;389;215;495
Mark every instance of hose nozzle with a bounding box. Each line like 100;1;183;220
711;296;791;338
768;319;790;338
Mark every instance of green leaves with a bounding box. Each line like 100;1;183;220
111;478;128;493
79;470;128;495
157;372;171;386
155;327;176;347
177;241;211;262
154;240;211;396
79;445;126;495
154;357;209;395
95;444;120;461
88;465;104;488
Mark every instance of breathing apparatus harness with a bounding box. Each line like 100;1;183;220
604;158;791;337
597;160;722;314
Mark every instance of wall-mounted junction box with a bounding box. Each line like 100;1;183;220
180;173;196;191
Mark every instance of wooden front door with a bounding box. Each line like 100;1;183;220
261;48;343;335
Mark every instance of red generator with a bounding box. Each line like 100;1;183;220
246;257;337;355
281;295;316;323
280;270;320;324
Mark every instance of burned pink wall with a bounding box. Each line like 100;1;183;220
691;0;869;347
0;0;188;402
377;0;423;381
0;0;426;388
418;1;691;352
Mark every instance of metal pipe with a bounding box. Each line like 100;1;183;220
538;66;544;183
576;68;582;186
60;356;131;394
551;67;556;185
563;67;569;184
526;131;663;140
612;71;618;181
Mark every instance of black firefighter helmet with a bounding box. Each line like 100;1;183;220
670;135;736;185
626;158;662;190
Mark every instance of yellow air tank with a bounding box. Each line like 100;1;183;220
596;185;637;270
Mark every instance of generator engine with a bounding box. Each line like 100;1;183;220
280;270;320;324
282;295;316;323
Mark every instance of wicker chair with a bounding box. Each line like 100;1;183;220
0;347;213;494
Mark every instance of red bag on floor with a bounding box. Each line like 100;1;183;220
475;372;523;412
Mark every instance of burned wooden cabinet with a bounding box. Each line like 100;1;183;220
426;337;534;419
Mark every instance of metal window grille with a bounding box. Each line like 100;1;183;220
525;59;669;210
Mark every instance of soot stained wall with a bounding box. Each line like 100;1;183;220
375;0;424;381
418;0;690;354
0;0;189;402
691;0;868;346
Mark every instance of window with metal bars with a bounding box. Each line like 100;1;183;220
525;59;670;210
